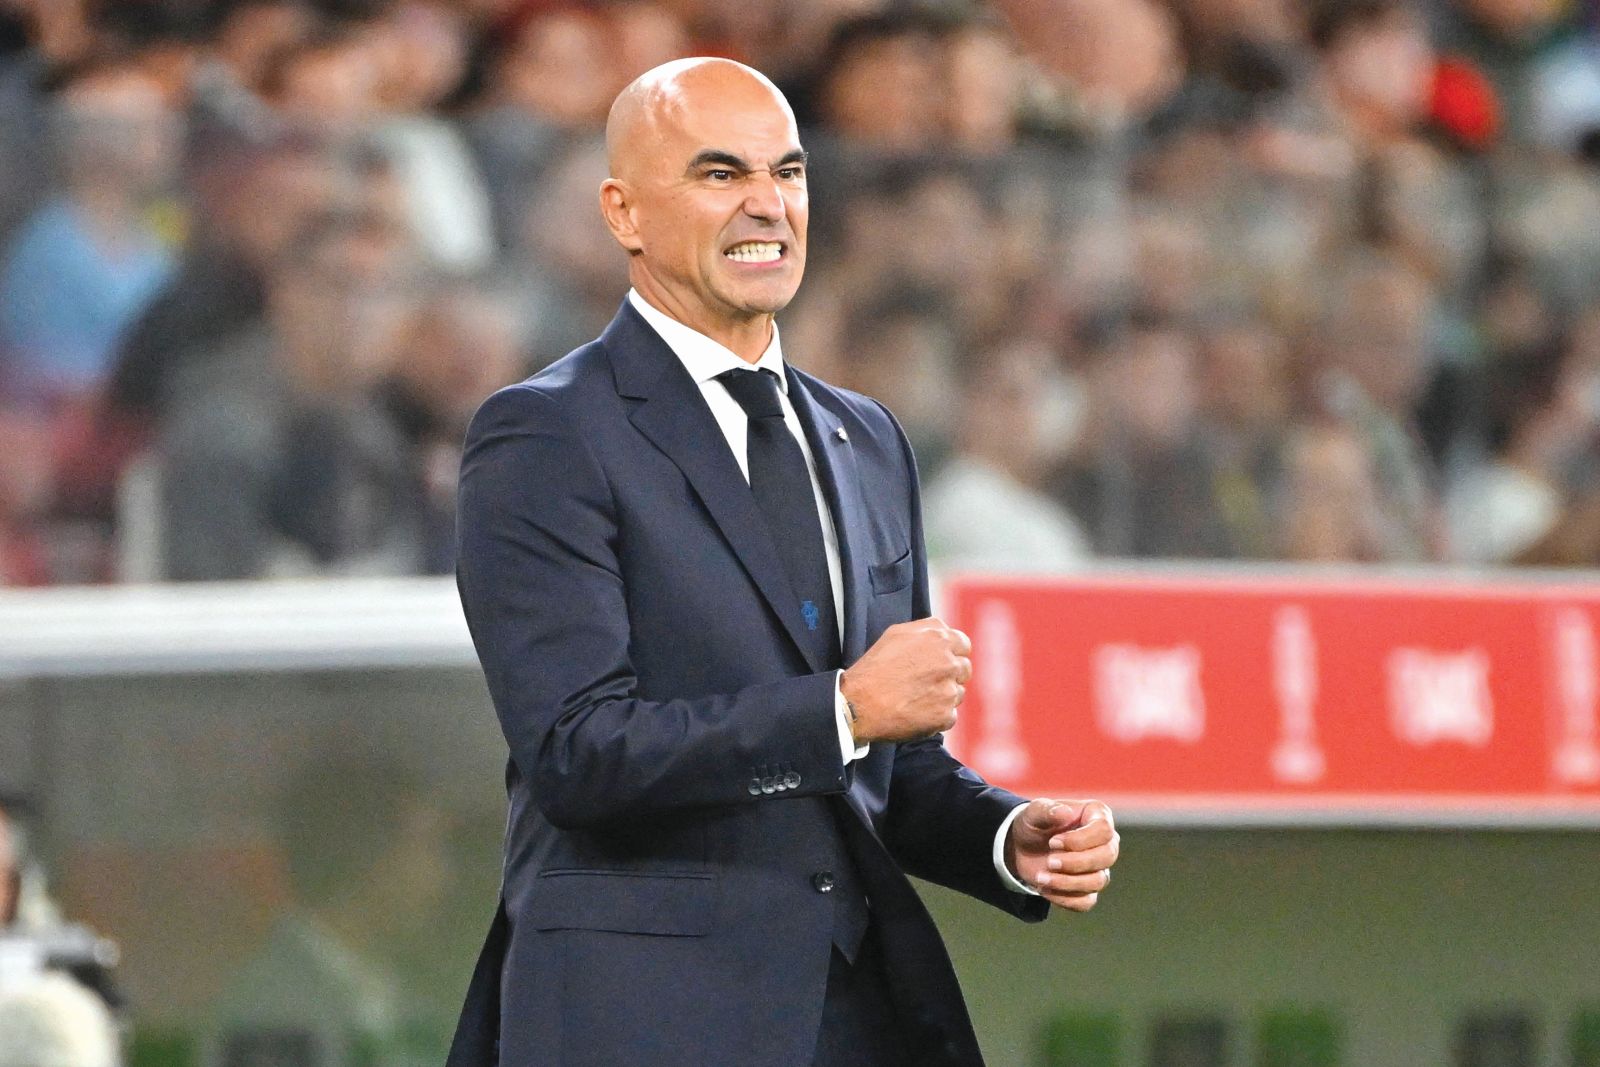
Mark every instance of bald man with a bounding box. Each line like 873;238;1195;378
449;59;1118;1067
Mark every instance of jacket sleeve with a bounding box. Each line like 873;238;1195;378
871;400;1050;922
456;383;847;830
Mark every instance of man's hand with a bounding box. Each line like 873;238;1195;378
839;618;971;744
1005;798;1118;912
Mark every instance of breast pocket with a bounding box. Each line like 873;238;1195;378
868;548;913;596
530;869;716;936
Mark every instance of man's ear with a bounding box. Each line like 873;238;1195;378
599;179;643;255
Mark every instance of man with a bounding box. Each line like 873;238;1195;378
451;59;1119;1067
159;209;423;580
0;55;177;402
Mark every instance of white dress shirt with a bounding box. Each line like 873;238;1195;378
628;290;1036;897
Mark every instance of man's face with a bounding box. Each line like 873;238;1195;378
611;74;808;338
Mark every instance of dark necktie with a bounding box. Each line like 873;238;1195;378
719;368;867;964
717;367;841;671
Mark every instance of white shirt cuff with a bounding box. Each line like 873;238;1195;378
994;803;1041;896
834;671;869;764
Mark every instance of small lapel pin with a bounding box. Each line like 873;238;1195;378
834;427;849;442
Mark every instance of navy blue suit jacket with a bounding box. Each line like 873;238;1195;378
449;302;1048;1067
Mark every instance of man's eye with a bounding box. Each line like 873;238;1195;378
707;169;734;181
777;167;804;181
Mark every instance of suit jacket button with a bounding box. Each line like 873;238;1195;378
783;771;801;789
761;777;777;794
812;871;835;894
748;778;763;796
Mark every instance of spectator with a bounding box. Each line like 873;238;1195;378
105;132;345;425
1061;311;1238;558
823;160;1005;340
0;973;119;1067
378;278;525;573
362;1;497;272
1447;340;1583;563
801;13;945;217
1308;251;1442;561
813;13;941;154
938;13;1025;155
258;24;382;137
72;133;352;564
1311;0;1436;151
925;339;1091;571
833;289;961;475
464;5;616;246
1197;316;1292;559
1453;308;1600;565
0;55;179;404
211;0;321;95
505;136;628;360
607;0;691;91
1278;419;1391;562
186;0;321;144
158;209;424;580
993;0;1184;134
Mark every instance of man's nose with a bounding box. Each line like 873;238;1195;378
743;172;787;221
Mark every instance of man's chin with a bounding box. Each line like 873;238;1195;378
725;279;803;317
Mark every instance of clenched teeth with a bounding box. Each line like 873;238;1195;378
725;241;783;263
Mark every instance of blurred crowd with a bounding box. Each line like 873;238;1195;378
1;0;1600;584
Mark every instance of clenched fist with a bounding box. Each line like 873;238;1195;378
1005;798;1119;912
839;618;971;744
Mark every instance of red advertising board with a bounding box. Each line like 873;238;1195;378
941;572;1600;826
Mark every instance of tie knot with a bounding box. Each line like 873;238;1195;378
717;368;785;421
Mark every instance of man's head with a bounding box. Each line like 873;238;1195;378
268;208;418;393
600;58;808;356
1312;0;1434;138
49;56;179;198
818;15;941;151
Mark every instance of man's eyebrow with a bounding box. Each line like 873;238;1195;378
687;150;750;173
686;148;809;173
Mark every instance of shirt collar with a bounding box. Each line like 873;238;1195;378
627;288;788;393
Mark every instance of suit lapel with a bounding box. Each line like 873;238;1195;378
604;304;826;674
786;368;872;666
